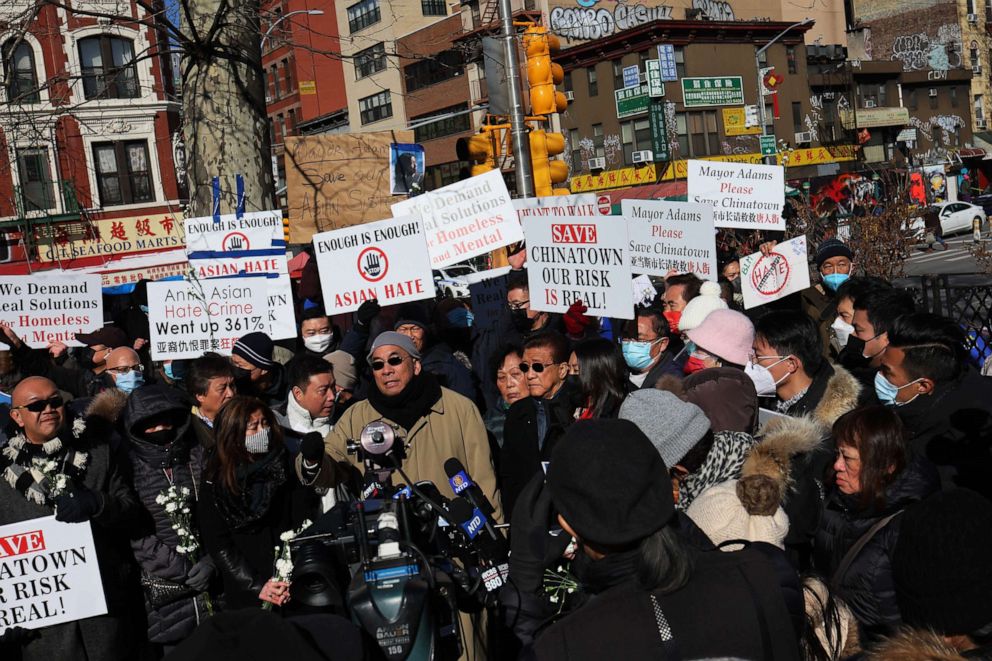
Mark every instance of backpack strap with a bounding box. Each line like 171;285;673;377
831;510;903;593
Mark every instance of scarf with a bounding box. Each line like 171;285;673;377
1;419;89;507
211;445;288;529
678;431;756;511
367;372;442;432
572;547;640;596
286;393;332;436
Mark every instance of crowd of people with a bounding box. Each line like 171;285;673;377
1;235;991;661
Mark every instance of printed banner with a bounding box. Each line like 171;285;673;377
687;160;785;230
0;274;103;348
514;194;609;221
523;215;633;320
622;200;717;279
392;170;522;269
740;235;811;310
36;213;184;263
184;211;284;252
187;254;289;280
312;215;434;314
147;278;269;359
0;517;107;633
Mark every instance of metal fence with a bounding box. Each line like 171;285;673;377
894;274;992;364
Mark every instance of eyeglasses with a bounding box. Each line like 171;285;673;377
107;364;143;375
370;355;406;371
14;395;64;413
508;300;530;311
519;361;556;374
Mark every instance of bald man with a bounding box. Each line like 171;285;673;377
105;347;145;394
1;376;140;659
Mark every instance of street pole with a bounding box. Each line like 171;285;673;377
755;18;813;165
499;0;535;197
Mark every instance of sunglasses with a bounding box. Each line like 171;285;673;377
370;355;406;371
14;395;64;413
519;361;556;374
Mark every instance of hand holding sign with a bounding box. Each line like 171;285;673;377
740;235;811;310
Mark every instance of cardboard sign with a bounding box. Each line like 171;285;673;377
184;211;284;252
391;170;522;269
0;517;107;633
147;278;270;359
687;160;785;230
312;215;434;314
285;131;414;243
740;235;811;310
468;270;511;332
622;200;717;279
523;215;633;319
0;274;103;348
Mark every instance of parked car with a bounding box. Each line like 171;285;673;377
906;201;986;239
433;264;477;298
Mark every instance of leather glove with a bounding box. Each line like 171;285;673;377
563;300;592;337
54;486;103;523
300;432;325;464
185;556;216;592
356;299;381;326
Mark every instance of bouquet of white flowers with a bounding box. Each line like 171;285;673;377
156;484;212;613
262;519;313;611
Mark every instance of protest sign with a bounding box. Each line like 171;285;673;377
468;268;511;331
0;516;107;633
740;235;811;310
622;200;717;279
312;215;434;314
632;274;656;307
391;170;522;268
266;274;296;340
185;211;283;252
147;278;269;359
188;253;289;280
513;194;607;221
0;274;103;348
523;215;634;319
285;131;414;243
687;160;785;231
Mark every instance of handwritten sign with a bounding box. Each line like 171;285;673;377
285;131;414;243
0;517;107;633
622;200;717;279
687;160;785;230
0;274;103;348
740;235;811;309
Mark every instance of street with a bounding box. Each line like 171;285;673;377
903;236;989;276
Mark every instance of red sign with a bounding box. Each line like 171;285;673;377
551;224;598;244
221;232;250;251
749;251;790;296
0;529;46;558
358;246;389;282
597;195;612;215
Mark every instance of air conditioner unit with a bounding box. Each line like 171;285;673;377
968;13;979;23
974;65;984;75
929;88;938;97
864;99;877;108
794;131;813;143
564;90;575;101
978;119;988;130
632;150;654;164
588;157;606;170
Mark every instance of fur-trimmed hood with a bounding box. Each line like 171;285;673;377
811;364;861;427
739;415;824;512
864;628;966;660
83;388;128;424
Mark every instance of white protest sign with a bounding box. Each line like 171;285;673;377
391;170;522;268
0;274;103;348
523;215;634;319
467;268;511;332
147;278;269;359
188;253;289;280
312;215;434;314
687;160;785;231
740;235;811;310
266;274;296;340
622;200;717;279
513;194;608;221
0;516;107;633
184;210;284;252
632;274;656;307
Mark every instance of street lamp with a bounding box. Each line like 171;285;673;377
755;18;813;164
261;9;323;51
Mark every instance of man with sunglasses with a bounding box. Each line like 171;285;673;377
0;376;140;659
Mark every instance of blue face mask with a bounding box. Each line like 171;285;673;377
446;307;474;328
874;371;922;406
822;273;849;292
115;370;144;394
164;362;177;381
622;340;658;371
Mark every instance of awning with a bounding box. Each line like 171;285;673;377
287;250;310;279
958;147;987;159
974;132;992;155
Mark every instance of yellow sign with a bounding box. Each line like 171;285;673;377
37;213;185;263
570;164;657;193
783;145;859;167
839;107;909;129
722;107;760;136
299;80;317;95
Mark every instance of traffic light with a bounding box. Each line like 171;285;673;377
456;126;505;178
530;129;569;197
523;26;566;116
283;216;291;244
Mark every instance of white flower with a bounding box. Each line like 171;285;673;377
279;531;295;542
180;487;190;497
165;502;178;513
174;527;188;537
299;520;313;531
176;545;187;554
155;494;167;505
72;418;86;436
181;507;191;514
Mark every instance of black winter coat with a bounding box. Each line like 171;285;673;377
123;385;208;644
812;454;940;639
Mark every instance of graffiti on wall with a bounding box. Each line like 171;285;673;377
909;114;965;144
550;3;674;40
691;0;735;21
577;133;623;167
890;24;961;71
721;136;758;155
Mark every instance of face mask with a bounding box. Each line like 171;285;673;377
231;365;253;382
446;308;474;328
303;333;332;354
115;370;144;394
510;308;532;333
830;317;855;348
245;427;270;454
682;355;709;375
142;428;176;446
139;304;149;314
731;278;742;294
822;273;849;292
744;357;790;397
622;340;658;372
874;372;924;406
164;362;178;382
862;333;886;361
663;310;682;334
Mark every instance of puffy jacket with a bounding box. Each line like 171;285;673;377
123;385;208;644
812;454;940;639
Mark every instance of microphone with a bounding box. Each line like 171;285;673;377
447;497;509;593
444;457;497;519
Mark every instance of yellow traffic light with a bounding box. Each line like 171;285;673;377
530;129;570;197
283;216;291;243
523;26;566;116
456;125;507;178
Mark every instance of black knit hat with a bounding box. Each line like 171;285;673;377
892;489;992;636
548;419;675;547
394;302;430;332
814;237;854;269
232;332;275;370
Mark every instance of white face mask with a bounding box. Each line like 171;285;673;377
303;333;332;353
245;427;270;454
831;316;855;348
745;356;791;397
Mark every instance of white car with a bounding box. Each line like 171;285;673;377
433;264;477;298
908;201;987;239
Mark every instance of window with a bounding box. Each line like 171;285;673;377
620;118;651;164
952;86;959;107
268;117;275;145
675;113;688;155
421;0;446;15
564;70;573;93
792;101;803;134
971;42;981;69
764;102;774;134
359;90;392;124
424;161;466;189
271;64;280;97
287;108;296;136
78;35;139;99
689;111;719;156
283;58;293;92
16;148;54;212
277;114;286;143
592;123;605;158
908;88;918;110
674;46;685;78
568;128;581;168
929;88;938;110
787;46;797;74
976;94;985;121
355;43;387;79
404;49;462;92
587;66;598;96
638;50;650;71
612;60;624;90
92;141;153;206
4;41;40;103
413;104;470;141
347;0;381;33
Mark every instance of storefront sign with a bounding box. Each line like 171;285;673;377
839;107;910;130
615;84;651;119
36;213;184;263
570;164;657;193
681;76;744;107
723;107;761;136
